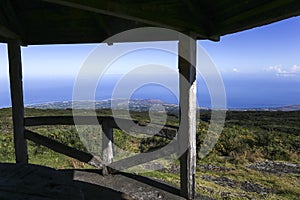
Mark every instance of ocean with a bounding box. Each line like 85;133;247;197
0;74;299;109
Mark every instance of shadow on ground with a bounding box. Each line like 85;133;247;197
0;163;211;200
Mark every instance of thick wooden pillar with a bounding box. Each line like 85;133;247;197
8;40;28;163
178;36;197;199
102;120;114;175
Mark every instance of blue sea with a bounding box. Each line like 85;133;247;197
0;74;299;109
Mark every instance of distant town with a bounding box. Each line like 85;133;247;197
26;99;300;112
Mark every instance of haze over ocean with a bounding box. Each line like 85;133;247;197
0;74;299;109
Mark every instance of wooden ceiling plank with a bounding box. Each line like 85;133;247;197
220;0;295;29
43;0;182;31
42;0;210;40
0;0;24;41
0;25;20;40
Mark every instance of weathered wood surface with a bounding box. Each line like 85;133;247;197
8;40;28;163
0;163;211;200
0;163;84;200
102;121;114;175
71;169;211;200
109;140;177;171
0;163;143;200
178;36;197;199
0;25;19;39
24;116;179;172
101;121;114;165
24;129;176;172
25;116;178;139
25;129;103;168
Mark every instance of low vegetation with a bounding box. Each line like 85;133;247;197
0;108;299;199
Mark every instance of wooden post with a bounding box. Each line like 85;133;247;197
102;120;114;175
8;40;28;163
178;36;197;199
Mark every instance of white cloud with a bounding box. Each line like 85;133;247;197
291;65;300;73
265;65;300;77
232;68;238;72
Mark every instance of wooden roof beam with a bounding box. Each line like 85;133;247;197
221;0;293;28
0;25;20;40
43;0;179;30
42;0;212;41
0;0;23;42
215;0;300;37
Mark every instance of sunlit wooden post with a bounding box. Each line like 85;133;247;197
8;40;28;163
178;36;197;199
102;120;114;175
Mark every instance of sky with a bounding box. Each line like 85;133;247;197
0;16;299;79
201;16;300;76
0;15;299;108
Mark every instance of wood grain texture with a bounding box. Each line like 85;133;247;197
8;40;28;163
178;36;197;200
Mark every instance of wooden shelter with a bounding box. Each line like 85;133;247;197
1;1;300;199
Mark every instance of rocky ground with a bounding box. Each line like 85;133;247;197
247;160;300;175
201;175;271;195
158;163;234;174
157;160;300;199
160;159;299;175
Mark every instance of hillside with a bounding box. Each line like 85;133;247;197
0;107;299;199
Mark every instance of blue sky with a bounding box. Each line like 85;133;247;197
200;16;300;76
0;16;299;79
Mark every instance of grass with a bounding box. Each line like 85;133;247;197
0;107;299;199
138;162;300;200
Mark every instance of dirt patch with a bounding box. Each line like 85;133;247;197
160;163;233;174
159;164;180;174
202;175;271;195
199;164;234;172
247;160;300;175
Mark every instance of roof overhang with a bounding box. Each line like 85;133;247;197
1;0;300;45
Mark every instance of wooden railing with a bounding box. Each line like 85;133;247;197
24;116;178;174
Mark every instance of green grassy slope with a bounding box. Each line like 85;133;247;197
0;108;299;199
